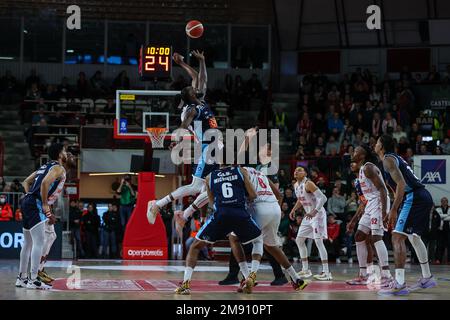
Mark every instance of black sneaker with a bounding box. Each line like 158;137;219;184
218;276;240;285
270;277;289;286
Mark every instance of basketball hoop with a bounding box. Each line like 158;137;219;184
146;127;168;149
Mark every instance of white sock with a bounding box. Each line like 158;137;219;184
360;268;367;277
156;195;172;208
314;238;329;274
296;237;308;269
382;269;392;278
239;262;250;279
183;267;194;282
356;241;368;269
373;240;389;269
285;266;300;281
367;263;374;275
408;234;432;278
301;259;309;272
251;260;260;273
30;223;45;280
395;268;405;285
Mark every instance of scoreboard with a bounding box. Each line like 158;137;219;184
139;45;172;81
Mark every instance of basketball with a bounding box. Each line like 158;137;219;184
185;20;204;38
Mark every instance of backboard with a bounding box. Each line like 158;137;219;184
114;90;180;140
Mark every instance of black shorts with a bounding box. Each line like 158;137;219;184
20;194;47;230
394;188;433;236
196;207;261;245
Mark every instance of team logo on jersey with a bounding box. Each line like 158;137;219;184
421;159;446;184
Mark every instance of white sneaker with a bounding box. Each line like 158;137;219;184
26;278;52;290
297;270;312;278
146;200;159;224
314;272;333;281
348;258;353;264
336;258;341;264
293;257;299;262
15;276;28;288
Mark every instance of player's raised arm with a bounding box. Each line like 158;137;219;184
383;156;406;227
305;180;327;218
364;163;388;222
192;50;207;94
22;171;37;194
239;167;257;202
173;52;199;89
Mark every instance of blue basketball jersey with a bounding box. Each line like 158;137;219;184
185;102;218;141
383;153;424;193
210;166;246;209
28;161;65;202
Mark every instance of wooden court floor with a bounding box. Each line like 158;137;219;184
1;259;449;300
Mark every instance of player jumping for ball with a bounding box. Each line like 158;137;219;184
375;134;436;295
146;84;220;223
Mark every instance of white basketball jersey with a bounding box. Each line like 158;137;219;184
294;179;325;215
358;162;387;204
181;105;194;135
48;167;66;205
244;167;278;203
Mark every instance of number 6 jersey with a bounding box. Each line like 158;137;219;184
210;166;246;209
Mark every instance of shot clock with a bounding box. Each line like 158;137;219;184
139;45;172;81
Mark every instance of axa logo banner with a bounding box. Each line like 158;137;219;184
421;159;446;184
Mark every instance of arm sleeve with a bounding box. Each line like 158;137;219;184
313;188;327;211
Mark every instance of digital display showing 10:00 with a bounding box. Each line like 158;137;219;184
139;45;172;80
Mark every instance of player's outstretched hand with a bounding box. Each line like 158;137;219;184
191;50;205;61
173;52;184;64
387;209;397;229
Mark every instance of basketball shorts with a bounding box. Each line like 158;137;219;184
394;188;433;236
358;198;390;236
250;201;281;246
20;194;47;230
196;207;261;245
296;208;327;240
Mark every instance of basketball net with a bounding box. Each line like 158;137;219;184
145;127;168;149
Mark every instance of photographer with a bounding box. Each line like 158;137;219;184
116;175;136;228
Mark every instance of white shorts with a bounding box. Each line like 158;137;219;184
45;221;55;233
358;199;390;236
296;208;327;240
251;201;281;247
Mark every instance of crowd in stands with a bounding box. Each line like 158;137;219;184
271;64;450;263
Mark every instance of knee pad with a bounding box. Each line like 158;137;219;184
252;236;264;256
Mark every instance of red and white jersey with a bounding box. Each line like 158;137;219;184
244;167;278;203
294;178;326;215
358;162;387;203
48;167;66;205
